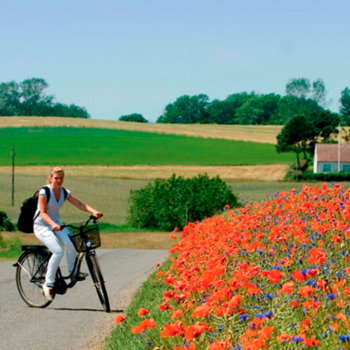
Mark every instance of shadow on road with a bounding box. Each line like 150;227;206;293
50;307;123;313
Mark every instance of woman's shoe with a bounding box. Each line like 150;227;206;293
43;284;53;301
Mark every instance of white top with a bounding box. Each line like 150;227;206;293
34;186;71;226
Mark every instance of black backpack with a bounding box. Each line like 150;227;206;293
17;186;67;233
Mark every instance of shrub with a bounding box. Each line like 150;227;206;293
0;211;15;231
292;170;350;181
127;174;239;231
119;113;148;123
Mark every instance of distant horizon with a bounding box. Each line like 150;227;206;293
1;0;348;122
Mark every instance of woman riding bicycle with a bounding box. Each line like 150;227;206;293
33;166;101;301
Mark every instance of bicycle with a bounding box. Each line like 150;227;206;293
13;215;110;312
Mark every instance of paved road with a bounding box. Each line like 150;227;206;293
0;249;168;350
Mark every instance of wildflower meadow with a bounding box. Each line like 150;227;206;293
115;183;350;349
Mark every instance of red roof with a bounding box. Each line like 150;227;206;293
315;144;350;162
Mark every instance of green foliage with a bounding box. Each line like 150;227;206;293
292;171;350;182
0;235;21;260
340;87;350;125
235;93;280;125
0;127;294;166
127;174;239;231
0;78;90;118
206;93;253;124
285;77;327;106
119;113;148;123
155;82;334;126
157;94;210;124
53;103;90;118
276;110;339;170
0;211;15;231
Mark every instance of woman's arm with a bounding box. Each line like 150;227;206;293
38;194;61;231
67;193;101;218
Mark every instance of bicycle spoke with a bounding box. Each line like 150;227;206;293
86;254;110;312
16;251;52;308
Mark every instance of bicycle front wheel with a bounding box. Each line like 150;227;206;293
16;250;52;308
86;253;110;312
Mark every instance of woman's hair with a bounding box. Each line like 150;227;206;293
48;166;65;183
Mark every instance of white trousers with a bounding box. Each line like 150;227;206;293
34;224;77;287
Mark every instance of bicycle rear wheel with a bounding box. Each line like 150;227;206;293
86;253;110;312
16;250;52;308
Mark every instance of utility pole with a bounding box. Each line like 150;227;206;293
338;125;341;172
11;146;15;206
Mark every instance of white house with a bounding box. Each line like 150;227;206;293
314;143;350;173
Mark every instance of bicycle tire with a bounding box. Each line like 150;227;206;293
16;250;52;308
86;253;110;312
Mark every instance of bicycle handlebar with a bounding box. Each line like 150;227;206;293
60;214;103;231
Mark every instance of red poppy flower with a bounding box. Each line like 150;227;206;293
192;304;212;317
228;294;241;308
298;286;316;297
184;323;210;341
160;321;185;337
137;307;150;317
307;248;327;264
171;309;184;319
260;270;283;283
115;314;126;324
139;318;157;330
277;281;294;295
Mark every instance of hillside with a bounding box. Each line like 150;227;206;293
0;116;282;144
0;117;294;181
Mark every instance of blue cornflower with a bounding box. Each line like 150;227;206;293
327;293;338;300
291;336;304;343
338;334;350;342
239;314;249;322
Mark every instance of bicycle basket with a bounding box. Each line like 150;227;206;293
69;224;101;252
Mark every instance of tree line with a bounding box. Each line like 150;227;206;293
121;78;350;128
119;77;349;173
0;78;90;118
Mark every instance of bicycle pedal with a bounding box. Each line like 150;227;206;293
76;272;89;281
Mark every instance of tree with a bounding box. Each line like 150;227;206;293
276;115;310;170
340;87;350;125
157;94;210;124
285;77;327;107
20;78;54;116
312;79;327;106
0;81;21;115
286;78;311;99
119;113;148;123
276;110;339;170
235;93;280;125
0;78;91;118
207;92;252;124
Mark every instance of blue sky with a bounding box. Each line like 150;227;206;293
1;0;349;122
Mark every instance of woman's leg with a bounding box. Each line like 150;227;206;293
34;226;64;287
55;227;77;274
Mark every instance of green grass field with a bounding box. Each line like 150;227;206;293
0;127;294;166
